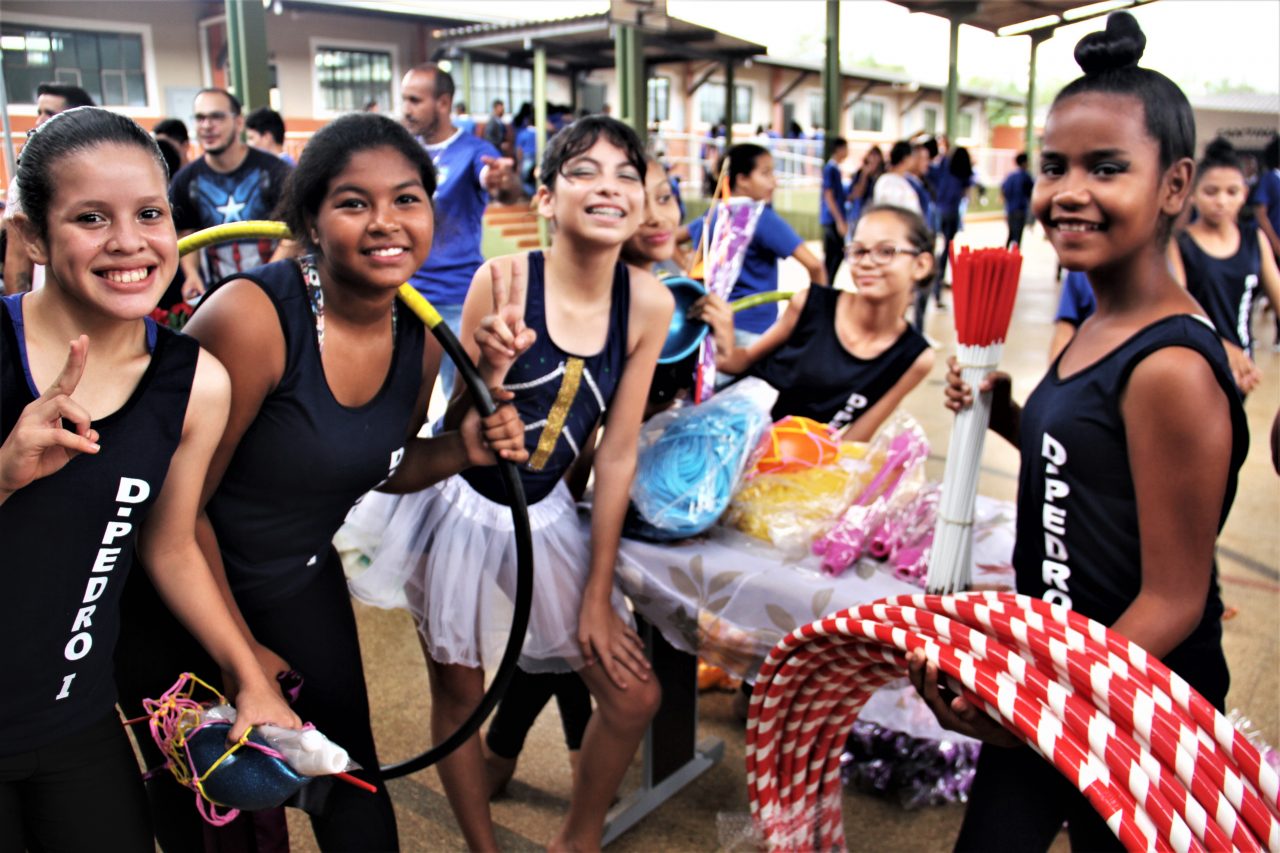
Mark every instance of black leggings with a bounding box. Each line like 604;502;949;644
115;550;397;852
822;222;845;285
0;714;152;853
484;667;593;760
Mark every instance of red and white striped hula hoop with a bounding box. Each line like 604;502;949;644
745;591;1279;852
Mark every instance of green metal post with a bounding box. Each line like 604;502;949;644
461;51;473;114
632;30;647;145
823;0;840;157
723;59;734;147
224;0;270;111
944;15;960;142
615;24;632;122
1025;31;1048;172
534;44;548;245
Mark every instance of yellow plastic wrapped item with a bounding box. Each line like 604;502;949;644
724;414;925;556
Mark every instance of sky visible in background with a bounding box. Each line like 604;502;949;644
430;0;1280;99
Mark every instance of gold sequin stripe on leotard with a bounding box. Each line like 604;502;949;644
528;357;585;471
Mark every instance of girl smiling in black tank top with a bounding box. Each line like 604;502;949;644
694;205;935;441
0;107;299;852
914;14;1249;851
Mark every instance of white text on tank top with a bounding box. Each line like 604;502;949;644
57;476;152;701
1039;432;1073;609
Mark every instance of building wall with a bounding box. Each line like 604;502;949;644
1192;109;1279;156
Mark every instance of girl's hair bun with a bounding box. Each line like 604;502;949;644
1074;11;1146;76
1203;137;1236;161
1199;136;1242;174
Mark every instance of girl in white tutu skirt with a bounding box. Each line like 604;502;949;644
351;115;674;851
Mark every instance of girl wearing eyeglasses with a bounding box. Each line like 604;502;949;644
694;204;935;441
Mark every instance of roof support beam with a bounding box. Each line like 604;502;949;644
773;69;813;104
844;79;876;111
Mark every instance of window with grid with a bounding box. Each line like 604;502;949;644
808;91;824;130
315;46;393;113
920;105;939;135
851;99;884;132
956;110;975;140
647;76;669;122
698;83;752;125
1;24;146;107
472;63;532;114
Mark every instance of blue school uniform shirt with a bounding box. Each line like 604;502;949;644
1002;169;1034;214
819;160;845;227
1252;168;1280;240
408;129;501;306
1054;271;1096;326
687;204;804;334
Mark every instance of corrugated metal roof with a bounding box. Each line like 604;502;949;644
1189;92;1280;116
753;56;1022;105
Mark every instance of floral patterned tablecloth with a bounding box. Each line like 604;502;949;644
612;495;1018;683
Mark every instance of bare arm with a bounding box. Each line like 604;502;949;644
137;350;300;738
177;230;204;300
1048;320;1077;363
181;279;288;672
1254;204;1280;259
793;243;828;286
580;270;674;689
1110;346;1233;658
839;347;934;443
695;287;806;375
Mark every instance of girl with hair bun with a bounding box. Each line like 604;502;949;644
0;106;299;850
911;13;1249;850
1168;136;1280;394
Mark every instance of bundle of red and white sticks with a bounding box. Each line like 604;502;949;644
745;591;1280;852
926;246;1022;593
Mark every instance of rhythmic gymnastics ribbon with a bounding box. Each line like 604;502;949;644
177;222;534;778
928;245;1022;593
746;592;1280;852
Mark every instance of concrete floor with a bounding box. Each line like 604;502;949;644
290;219;1279;851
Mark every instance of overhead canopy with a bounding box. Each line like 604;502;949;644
889;0;1157;37
430;12;767;71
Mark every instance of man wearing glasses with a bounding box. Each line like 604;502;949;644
170;88;292;299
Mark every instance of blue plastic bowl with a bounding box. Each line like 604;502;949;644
659;276;710;364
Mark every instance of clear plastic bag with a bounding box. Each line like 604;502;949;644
628;378;777;541
727;413;927;557
204;705;360;776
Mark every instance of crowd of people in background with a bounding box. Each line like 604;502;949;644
2;9;1279;850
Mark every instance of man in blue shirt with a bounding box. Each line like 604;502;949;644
820;137;850;284
1001;152;1034;248
400;63;518;393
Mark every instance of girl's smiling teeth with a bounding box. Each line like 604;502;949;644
586;205;625;218
99;266;153;284
365;246;407;257
1055;220;1104;232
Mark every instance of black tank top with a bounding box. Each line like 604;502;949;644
462;251;630;504
1013;314;1248;707
749;285;929;425
0;294;198;753
1177;228;1261;354
204;260;425;608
